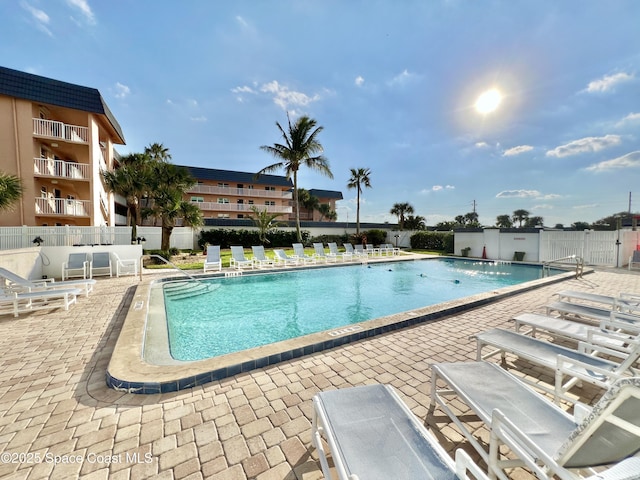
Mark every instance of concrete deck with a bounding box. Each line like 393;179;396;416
1;264;638;479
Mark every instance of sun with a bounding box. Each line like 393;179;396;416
475;88;502;114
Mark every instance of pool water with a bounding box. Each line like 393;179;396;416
163;259;561;361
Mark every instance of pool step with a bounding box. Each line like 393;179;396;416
163;281;217;300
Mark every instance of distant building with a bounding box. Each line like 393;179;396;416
180;166;294;220
0;66;125;227
294;189;343;222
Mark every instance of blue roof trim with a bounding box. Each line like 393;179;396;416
179;165;293;187
0;65;125;143
308;189;344;200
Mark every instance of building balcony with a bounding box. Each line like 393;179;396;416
34;158;90;180
193;202;293;214
33;118;89;144
35;197;91;217
187;184;293;199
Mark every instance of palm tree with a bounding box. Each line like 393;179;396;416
404;215;426;230
0;172;23;212
144;142;172;163
496;214;513;228
144;162;203;251
390;202;414;230
317;203;337;221
512;209;530;228
102;153;151;241
258;114;332;242
248;206;281;244
347;168;372;235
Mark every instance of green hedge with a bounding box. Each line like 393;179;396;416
410;231;454;252
198;229;309;248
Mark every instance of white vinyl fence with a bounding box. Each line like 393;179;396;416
0;226;132;250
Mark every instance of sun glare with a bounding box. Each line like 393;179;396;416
475;88;502;114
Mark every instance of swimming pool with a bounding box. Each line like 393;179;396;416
162;258;562;362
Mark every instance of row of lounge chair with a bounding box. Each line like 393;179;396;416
0;266;96;317
310;288;640;479
203;242;402;272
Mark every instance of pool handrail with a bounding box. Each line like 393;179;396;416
140;254;203;283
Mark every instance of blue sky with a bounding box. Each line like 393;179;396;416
2;1;640;227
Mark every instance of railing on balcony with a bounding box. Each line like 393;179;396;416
193;201;292;214
33;158;90;180
187;184;293;199
33;118;89;143
34;197;91;217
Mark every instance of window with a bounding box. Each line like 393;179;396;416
237;214;244;219
217;198;230;204
247;185;254;189
265;201;276;206
217;213;230;218
265;186;276;191
237;184;243;189
41;186;47;197
248;200;254;205
237;199;244;204
218;182;229;188
190;196;204;203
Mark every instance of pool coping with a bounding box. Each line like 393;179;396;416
106;257;582;394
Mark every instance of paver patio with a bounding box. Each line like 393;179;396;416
1;265;639;479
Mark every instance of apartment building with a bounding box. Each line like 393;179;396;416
0;66;125;227
181;166;295;220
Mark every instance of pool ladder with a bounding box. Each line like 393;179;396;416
142;254;220;298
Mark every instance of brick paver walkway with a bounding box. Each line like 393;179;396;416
1;267;638;479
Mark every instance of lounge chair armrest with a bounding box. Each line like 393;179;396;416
454;449;489;480
489;408;563;480
579;334;637;359
556;353;621;386
573;402;591;423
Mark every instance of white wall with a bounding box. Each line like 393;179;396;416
454;230;540;261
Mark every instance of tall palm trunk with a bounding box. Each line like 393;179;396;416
293;169;301;242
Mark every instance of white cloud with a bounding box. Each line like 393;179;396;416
584;72;634;93
21;1;52;36
388;69;418;87
503;145;533;156
114;82;130;99
546;134;621;158
584;151;640;172
616;112;640;127
475;141;489;148
190;116;207;122
235;15;249;28
496;189;541;198
232;85;256;94
66;0;96;25
354;76;364;87
260;81;320;110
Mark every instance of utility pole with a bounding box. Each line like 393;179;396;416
472;199;477;214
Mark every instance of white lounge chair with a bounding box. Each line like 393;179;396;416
229;246;254;270
273;249;299;267
545;300;640;324
328;242;351;262
90;252;112;278
352;244;368;258
0;288;81;317
365;244;380;256
112;253;138;277
555;290;640;308
251;246;275;269
312;384;489;480
512;311;640;346
0;266;95;297
629;250;640;270
473;327;640;403
292;243;316;264
62;252;89;280
430;361;640;480
203;245;222;272
313;243;336;263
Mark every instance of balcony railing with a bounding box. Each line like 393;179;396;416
187;184;292;199
33;118;89;143
33;158;90;180
35;197;91;217
193;201;292;214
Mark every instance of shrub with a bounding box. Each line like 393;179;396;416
410;231;454;252
198;229;308;248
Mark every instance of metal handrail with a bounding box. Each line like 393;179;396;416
542;254;584;278
139;254;202;283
